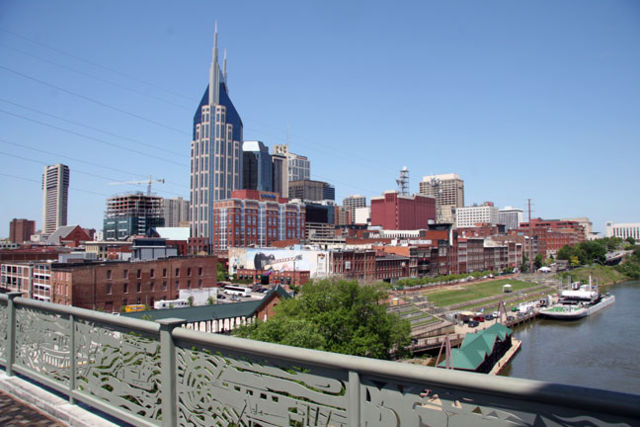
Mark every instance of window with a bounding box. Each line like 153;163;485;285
123;269;128;279
123;283;128;294
149;282;154;292
106;283;112;295
175;268;180;277
198;267;202;276
137;282;141;293
175;280;180;290
163;268;167;277
187;267;191;276
150;269;155;278
162;280;167;291
187;280;191;289
137;269;141;279
106;270;111;280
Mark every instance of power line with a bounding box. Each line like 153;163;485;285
0;27;192;102
0;43;193;111
0;64;189;136
0;172;109;198
0;107;187;167
0;98;184;157
0;137;187;192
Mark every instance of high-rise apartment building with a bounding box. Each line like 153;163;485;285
103;193;164;240
271;153;289;199
273;144;310;182
9;218;36;244
498;207;524;231
162;197;190;227
242;141;273;192
456;202;499;228
191;25;243;242
42;164;70;234
419;173;464;224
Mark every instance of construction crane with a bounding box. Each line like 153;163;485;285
108;175;165;196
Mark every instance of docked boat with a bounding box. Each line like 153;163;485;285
539;278;615;320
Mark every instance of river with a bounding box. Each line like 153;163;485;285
500;281;640;394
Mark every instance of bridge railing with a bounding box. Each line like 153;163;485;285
1;292;639;426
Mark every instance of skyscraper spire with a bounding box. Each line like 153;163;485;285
209;21;219;106
223;49;228;85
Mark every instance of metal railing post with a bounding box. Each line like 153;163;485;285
158;318;184;427
348;370;360;427
69;313;76;404
6;292;22;377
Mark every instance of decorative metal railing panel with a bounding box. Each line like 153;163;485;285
0;298;7;362
14;306;71;386
74;318;162;423
175;344;348;426
1;295;639;427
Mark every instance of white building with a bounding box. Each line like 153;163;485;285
605;222;640;240
456;203;499;228
354;206;370;225
162;197;190;227
499;206;524;231
42;164;69;234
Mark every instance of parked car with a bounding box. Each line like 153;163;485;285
472;315;485;322
507;315;515;322
484;314;494;321
468;320;480;327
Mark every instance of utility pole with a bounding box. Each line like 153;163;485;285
528;198;534;273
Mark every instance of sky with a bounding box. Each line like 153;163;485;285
1;1;639;237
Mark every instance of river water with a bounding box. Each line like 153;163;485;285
500;281;640;394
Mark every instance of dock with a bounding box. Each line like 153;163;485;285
489;338;522;375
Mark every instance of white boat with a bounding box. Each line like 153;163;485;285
539;278;615;320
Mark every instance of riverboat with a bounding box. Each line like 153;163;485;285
539;278;615;320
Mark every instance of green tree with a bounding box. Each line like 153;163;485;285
520;256;529;273
534;254;544;270
234;279;411;360
187;296;194;306
557;245;574;261
626;236;636;246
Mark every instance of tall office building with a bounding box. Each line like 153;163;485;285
456;202;499;228
242;140;273;192
273;144;310;182
289;179;334;202
343;195;367;225
191;25;243;242
419;173;464;224
162;197;190;227
271;153;289;199
42;164;70;234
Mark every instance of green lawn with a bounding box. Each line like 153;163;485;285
422;279;538;307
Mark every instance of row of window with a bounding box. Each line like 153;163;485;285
105;267;203;280
106;278;205;295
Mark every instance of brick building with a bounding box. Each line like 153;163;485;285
9;218;36;244
370;191;436;230
51;256;217;312
212;190;305;251
1;262;52;301
518;218;585;257
331;249;376;282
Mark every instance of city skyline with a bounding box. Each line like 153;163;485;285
1;1;639;237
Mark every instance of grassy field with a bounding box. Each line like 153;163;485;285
557;264;627;287
422;279;539;307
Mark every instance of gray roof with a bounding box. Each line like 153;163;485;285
123;285;291;323
46;225;81;245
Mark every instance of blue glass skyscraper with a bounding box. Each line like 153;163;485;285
190;24;243;241
242;140;273;193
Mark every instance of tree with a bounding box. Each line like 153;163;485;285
234;279;411;360
534;254;544;270
187;296;194;306
626;236;636;246
520;256;529;273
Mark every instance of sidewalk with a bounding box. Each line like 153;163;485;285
0;372;119;427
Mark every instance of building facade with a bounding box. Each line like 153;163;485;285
605;221;640;240
273;144;310;182
271;153;289;199
103;193;164;240
51;256;217;312
288;179;335;202
419;173;464;224
1;261;52;301
242;140;273;192
212;190;305;251
498;207;524;231
162;197;190;227
9;218;36;244
42;163;70;234
191;26;244;242
456;202;500;228
370;191;436;230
